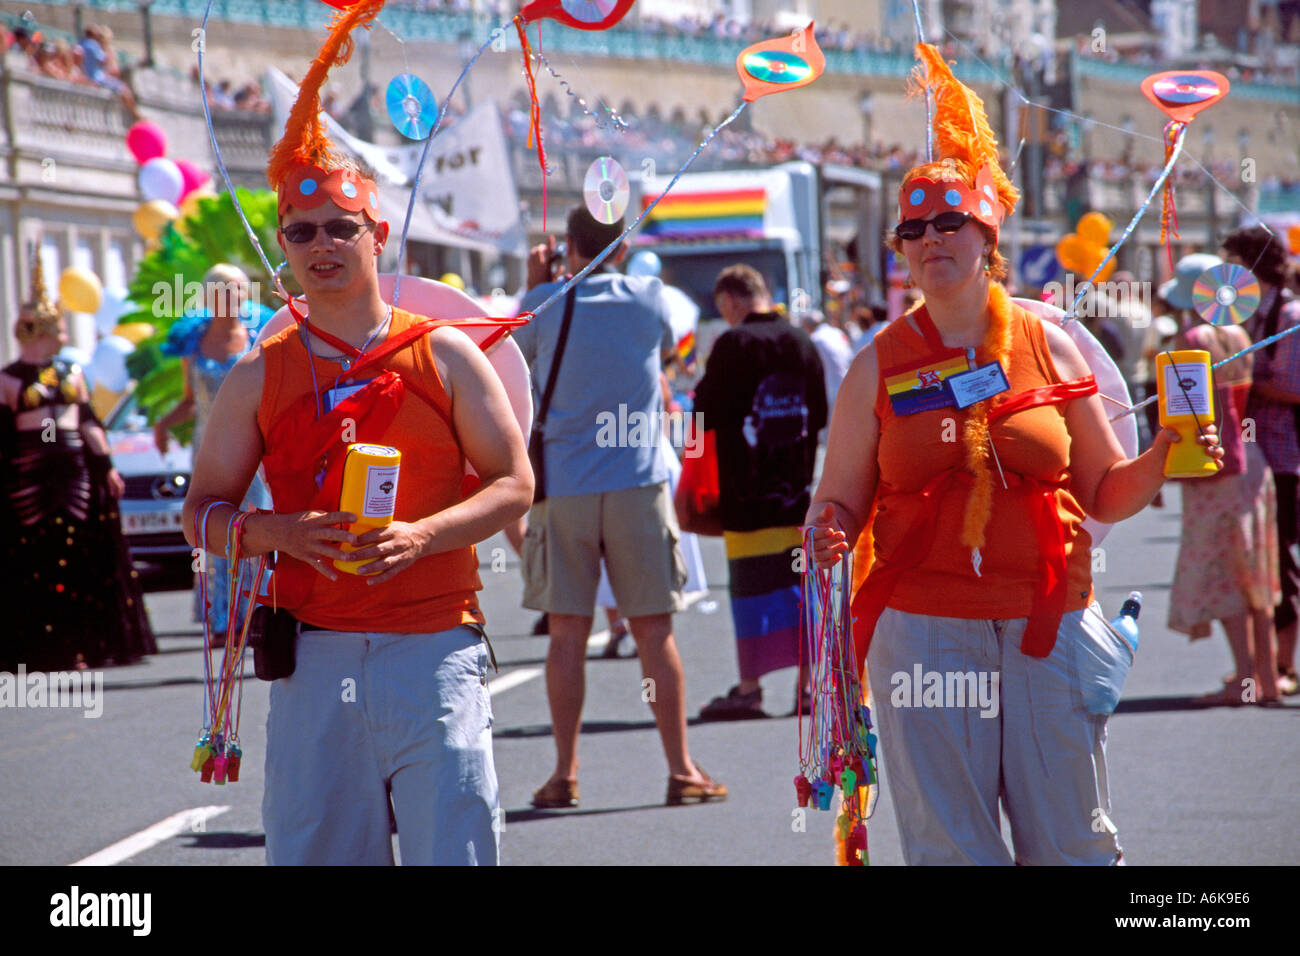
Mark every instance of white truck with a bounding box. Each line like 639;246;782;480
632;161;881;320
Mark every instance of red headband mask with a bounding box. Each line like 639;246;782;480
897;163;1005;239
277;162;382;224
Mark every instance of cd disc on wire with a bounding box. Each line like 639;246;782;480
386;73;438;140
583;156;629;224
742;50;812;85
561;0;619;22
1192;263;1260;326
1151;74;1222;105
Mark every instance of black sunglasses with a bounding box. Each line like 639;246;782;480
895;211;973;242
281;219;372;244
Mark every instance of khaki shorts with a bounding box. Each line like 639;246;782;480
522;482;687;618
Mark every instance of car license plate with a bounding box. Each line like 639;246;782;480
123;510;184;534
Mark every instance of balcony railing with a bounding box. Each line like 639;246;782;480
21;0;1300;103
1073;54;1300;105
0;62;272;192
27;0;1008;84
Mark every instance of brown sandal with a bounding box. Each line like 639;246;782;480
666;763;727;806
531;778;579;809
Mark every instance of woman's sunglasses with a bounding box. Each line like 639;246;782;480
895;211;973;242
280;219;372;244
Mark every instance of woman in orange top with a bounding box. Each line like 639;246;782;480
806;46;1223;865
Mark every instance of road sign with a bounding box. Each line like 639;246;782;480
1019;245;1060;287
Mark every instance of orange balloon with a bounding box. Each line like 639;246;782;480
1056;234;1089;273
1077;212;1113;247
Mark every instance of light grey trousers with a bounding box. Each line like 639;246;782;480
867;603;1125;866
264;624;499;866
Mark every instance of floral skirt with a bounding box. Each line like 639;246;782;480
1168;444;1281;639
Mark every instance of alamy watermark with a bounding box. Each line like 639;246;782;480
0;665;103;718
151;276;263;319
889;664;1000;718
1043;275;1151;324
595;405;704;459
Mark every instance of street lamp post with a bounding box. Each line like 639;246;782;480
139;0;155;68
1203;125;1217;244
858;91;873;145
458;32;475;109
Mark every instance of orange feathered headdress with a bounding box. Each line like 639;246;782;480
267;0;386;223
897;44;1020;240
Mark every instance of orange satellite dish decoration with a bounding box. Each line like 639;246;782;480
737;22;825;102
1140;70;1230;123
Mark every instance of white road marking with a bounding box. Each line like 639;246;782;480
487;667;542;695
485;628;622;697
71;805;230;866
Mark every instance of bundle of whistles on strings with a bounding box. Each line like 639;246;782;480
795;530;879;866
190;500;267;785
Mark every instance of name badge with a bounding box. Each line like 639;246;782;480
946;362;1010;410
325;379;373;414
882;350;971;416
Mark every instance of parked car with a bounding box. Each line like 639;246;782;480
104;389;192;571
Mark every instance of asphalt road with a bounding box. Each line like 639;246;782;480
3;484;1298;866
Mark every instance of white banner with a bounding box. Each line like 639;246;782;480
268;68;525;256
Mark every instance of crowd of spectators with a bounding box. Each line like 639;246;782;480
186;66;272;113
3;21;139;117
3;15;269;115
390;0;1299;86
502;97;926;180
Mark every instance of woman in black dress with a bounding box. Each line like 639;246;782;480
0;255;155;671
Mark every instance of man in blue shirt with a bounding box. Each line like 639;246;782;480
514;207;726;808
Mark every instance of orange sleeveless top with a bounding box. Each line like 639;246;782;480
869;304;1094;621
256;308;483;633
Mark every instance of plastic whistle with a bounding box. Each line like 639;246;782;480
850;824;868;866
856;724;872;752
836;813;852;839
212;755;228;785
190;744;214;773
817;781;833;811
840;767;857;794
794;774;812;807
199;754;216;783
227;744;242;783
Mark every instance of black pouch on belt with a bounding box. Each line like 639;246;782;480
247;606;299;681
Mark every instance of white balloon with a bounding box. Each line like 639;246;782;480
1012;297;1137;547
626;250;662;278
661;284;700;344
90;335;134;392
94;286;131;335
138;157;184;205
58;345;93;369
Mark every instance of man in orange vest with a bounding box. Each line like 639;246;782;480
182;2;531;865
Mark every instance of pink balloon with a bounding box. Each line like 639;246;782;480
126;121;167;164
174;159;211;200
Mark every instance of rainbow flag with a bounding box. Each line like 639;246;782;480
641;188;766;238
676;330;697;366
883;352;969;416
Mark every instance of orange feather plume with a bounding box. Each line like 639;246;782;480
266;0;387;188
908;43;1019;218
